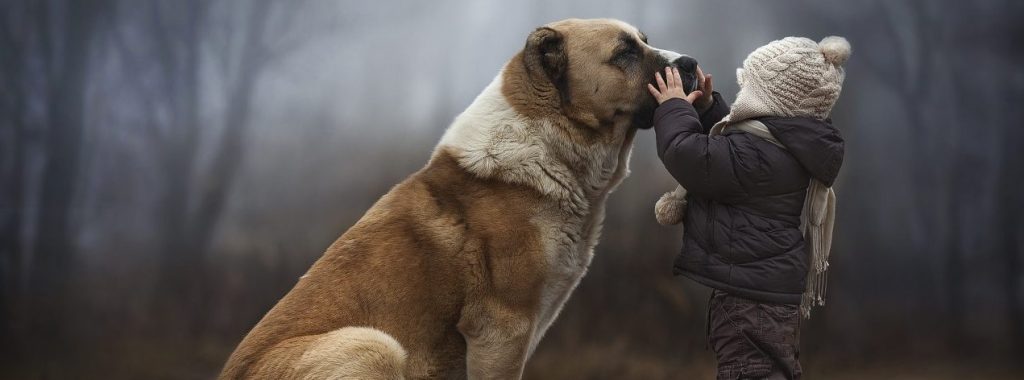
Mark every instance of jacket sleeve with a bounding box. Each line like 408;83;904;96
698;91;730;132
654;98;745;201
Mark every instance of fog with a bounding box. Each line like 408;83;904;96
1;0;1022;378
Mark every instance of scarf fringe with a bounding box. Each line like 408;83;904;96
799;179;836;319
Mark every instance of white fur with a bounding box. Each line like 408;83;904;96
651;47;682;63
654;185;687;226
818;36;851;66
437;65;638;364
436;70;586;207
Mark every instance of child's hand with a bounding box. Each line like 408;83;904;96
647;66;704;105
693;68;715;112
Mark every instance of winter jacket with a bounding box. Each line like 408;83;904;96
654;94;844;304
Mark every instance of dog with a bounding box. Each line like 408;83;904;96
219;18;697;379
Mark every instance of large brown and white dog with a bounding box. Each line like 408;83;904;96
220;18;696;380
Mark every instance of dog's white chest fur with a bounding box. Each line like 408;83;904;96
527;131;633;356
437;70;635;358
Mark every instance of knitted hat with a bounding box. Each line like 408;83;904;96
731;36;850;121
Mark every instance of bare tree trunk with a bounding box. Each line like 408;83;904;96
996;87;1024;355
0;1;29;359
1002;214;1023;354
28;0;107;372
0;106;25;360
943;156;966;347
188;3;268;258
189;1;271;335
148;0;206;325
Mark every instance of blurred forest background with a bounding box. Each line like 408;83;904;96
1;0;1022;378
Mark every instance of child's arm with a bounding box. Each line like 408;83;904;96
685;71;729;134
653;99;744;202
648;68;744;202
697;91;730;133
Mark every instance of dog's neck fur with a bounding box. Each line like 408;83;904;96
434;61;634;213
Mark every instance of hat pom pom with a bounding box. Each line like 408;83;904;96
655;186;688;226
818;36;851;66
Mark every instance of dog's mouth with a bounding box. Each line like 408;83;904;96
631;100;658;130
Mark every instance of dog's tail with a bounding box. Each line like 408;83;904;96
221;327;408;380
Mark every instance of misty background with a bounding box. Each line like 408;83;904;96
2;0;1022;378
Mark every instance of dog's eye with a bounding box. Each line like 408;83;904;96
612;48;639;65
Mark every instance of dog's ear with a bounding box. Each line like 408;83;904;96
523;27;569;103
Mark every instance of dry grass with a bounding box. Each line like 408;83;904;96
524;341;1023;380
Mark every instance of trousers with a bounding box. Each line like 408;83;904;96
707;289;802;380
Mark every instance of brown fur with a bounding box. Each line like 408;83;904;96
221;151;549;379
220;18;679;380
505;19;661;143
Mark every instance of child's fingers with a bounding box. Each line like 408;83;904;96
655;72;667;91
704;73;713;92
685;90;704;104
672;67;682;89
647;83;661;98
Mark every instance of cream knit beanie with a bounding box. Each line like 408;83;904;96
731;36;850;121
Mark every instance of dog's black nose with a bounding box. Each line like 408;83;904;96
673;55;697;73
672;56;699;93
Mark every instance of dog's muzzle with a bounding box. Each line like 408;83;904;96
672;55;700;93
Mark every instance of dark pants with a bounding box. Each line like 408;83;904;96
707;290;802;380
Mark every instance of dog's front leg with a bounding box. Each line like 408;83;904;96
458;301;534;380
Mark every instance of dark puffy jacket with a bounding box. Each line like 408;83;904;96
654;95;844;304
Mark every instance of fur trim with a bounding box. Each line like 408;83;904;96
654;185;687;225
819;36;851;66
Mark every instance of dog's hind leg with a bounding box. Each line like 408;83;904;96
294;327;407;379
239;327;408;380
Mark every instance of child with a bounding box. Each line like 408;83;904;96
646;36;850;379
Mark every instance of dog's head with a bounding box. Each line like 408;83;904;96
515;18;697;132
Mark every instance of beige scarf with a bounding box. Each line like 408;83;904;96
654;119;836;318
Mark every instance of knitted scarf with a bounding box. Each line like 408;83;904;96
654;103;837;318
